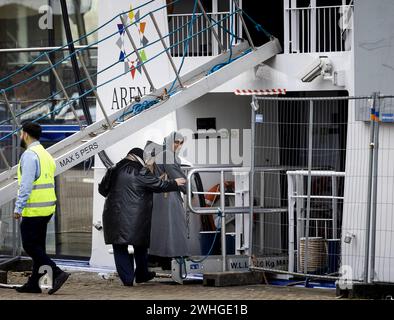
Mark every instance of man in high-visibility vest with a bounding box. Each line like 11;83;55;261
14;122;69;294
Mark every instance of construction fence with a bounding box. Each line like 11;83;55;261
249;94;394;284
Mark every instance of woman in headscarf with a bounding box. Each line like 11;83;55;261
147;132;189;269
100;148;186;286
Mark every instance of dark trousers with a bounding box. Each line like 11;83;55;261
20;215;62;286
112;244;148;286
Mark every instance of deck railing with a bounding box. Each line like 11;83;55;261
168;12;242;57
284;5;353;54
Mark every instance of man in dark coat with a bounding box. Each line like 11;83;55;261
100;148;185;286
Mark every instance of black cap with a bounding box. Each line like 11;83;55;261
22;122;42;140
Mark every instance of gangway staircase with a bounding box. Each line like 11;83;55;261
0;39;281;208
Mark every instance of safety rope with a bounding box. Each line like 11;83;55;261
0;0;156;85
0;3;272;142
241;9;273;39
0;7;236;131
174;209;223;280
188;209;223;264
0;3;193;128
0;0;181;94
0;11;238;143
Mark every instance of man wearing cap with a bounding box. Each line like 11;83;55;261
14;122;69;294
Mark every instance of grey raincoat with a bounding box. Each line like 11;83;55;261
148;132;190;257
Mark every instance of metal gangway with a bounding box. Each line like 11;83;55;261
0;0;281;207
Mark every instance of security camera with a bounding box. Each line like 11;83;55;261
300;58;323;82
300;56;332;83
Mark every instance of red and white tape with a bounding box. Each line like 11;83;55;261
234;89;287;96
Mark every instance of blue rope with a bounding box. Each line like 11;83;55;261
207;5;237;75
118;9;240;120
0;9;256;142
0;10;240;144
0;0;157;85
189;210;223;264
117;10;240;122
0;2;193;127
207;15;242;41
1;4;265;124
175;257;188;280
0;0;181;94
241;8;272;39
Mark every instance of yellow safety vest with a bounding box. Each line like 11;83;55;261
17;144;57;217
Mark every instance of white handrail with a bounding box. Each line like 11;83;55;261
168;11;230;17
168;11;241;57
284;5;353;53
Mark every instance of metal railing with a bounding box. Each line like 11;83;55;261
168;12;241;57
287;170;345;275
187;166;249;272
284;5;353;54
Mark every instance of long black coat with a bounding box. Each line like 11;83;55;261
101;159;179;247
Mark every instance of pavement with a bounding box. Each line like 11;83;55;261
0;271;338;300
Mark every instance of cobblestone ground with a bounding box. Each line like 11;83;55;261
0;271;338;300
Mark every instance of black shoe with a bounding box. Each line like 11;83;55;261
148;261;160;268
16;282;42;294
48;271;70;295
160;258;172;271
135;271;156;284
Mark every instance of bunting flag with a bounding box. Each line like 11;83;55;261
117;23;125;36
119;50;126;62
135;10;140;23
124;61;129;74
139;22;146;34
141;35;149;47
130;62;137;79
115;3;150;80
128;5;134;21
139;49;147;62
116;37;123;50
136;59;142;74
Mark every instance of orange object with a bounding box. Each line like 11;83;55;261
204;181;235;206
139;22;146;34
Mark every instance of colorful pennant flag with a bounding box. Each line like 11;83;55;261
139;22;146;34
119;51;126;62
139;49;147;62
117;24;125;36
128;5;134;21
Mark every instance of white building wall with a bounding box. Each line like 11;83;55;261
176;93;251;189
88;0;394;280
214;52;352;93
91;0;178;268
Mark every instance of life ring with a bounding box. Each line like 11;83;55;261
204;181;235;206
